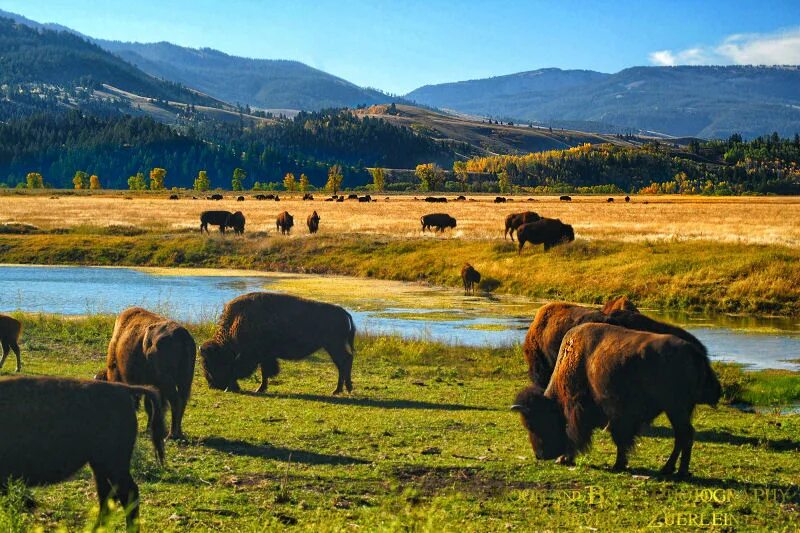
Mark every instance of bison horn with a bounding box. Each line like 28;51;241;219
510;404;529;414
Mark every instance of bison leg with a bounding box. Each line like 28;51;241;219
609;419;638;471
518;240;525;255
165;385;185;440
328;346;354;395
92;471;113;530
661;411;695;477
10;341;20;372
255;364;269;394
116;472;140;532
0;339;8;370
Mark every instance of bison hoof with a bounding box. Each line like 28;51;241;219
332;389;342;395
659;464;676;476
611;462;628;472
167;432;186;441
15;367;21;373
555;455;574;466
675;470;692;480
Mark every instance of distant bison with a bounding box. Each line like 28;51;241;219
607;197;614;203
237;195;245;201
512;323;721;476
336;196;344;202
523;298;703;389
228;211;246;235
97;307;196;439
0;313;22;372
0;376;166;531
303;193;314;200
200;292;355;394
461;264;481;295
425;196;447;203
517;218;574;253
504;211;541;241
358;195;371;202
307;210;320;233
274;194;281;201
255;194;267;200
494;196;507;203
421;213;457;232
559;195;572;202
169;194;179;200
276;211;294;234
456;195;467;201
347;194;359;200
625;196;631;203
209;194;223;200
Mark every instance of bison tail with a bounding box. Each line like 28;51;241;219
345;312;356;357
131;386;167;465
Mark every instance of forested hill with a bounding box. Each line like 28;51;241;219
0;110;453;189
0;18;217;107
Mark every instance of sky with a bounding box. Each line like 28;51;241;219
2;0;800;94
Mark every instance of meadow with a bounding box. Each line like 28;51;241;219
0;313;798;532
1;192;799;316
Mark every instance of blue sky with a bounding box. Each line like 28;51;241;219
2;0;799;93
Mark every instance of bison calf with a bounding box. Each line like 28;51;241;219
517;218;574;253
276;211;294;234
99;308;195;439
461;264;481;295
0;376;166;531
421;213;457;232
0;313;22;372
200;292;355;395
513;323;721;477
307;211;320;233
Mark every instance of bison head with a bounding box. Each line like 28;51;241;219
602;295;638;315
563;224;575;243
511;386;568;461
200;340;238;391
448;218;457;228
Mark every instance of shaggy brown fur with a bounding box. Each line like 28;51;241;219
98;308;195;439
0;314;22;372
513;323;721;477
276;211;294;234
504;211;541;241
0;376;165;531
307;211;320;233
523;297;702;389
420;213;457;232
461;263;481;295
200;292;356;394
517;218;574;253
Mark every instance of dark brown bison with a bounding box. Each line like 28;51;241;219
276;211;294;234
97;308;196;439
0;313;22;372
461;264;481;295
494;196;507;203
307;210;320;233
523;298;702;389
421;213;457;232
625;196;631;203
200;292;356;394
559;195;572;201
425;196;447;203
347;194;359;200
0;376;166;531
607;197;614;203
512;323;721;476
200;210;233;234
358;195;371;202
209;193;223;200
336;196;344;202
517;218;574;253
504;211;541;241
237;195;245;201
456;195;466;201
228;211;246;235
255;194;267;200
169;194;179;200
303;193;314;200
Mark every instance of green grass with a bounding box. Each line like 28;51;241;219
1;314;798;531
1;231;799;317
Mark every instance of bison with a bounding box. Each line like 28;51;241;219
97;308;196;439
0;313;22;372
461;264;481;295
209;194;223;200
625;196;631;203
347;194;359;200
200;210;233;235
358;195;371;203
303;193;314;200
494;196;507;203
0;376;166;531
255;194;267;200
559;195;572;202
237;195;245;202
199;292;356;394
228;211;246;235
523;298;702;389
336;196;344;202
504;211;541;241
456;195;466;201
276;211;294;234
421;213;457;232
307;211;320;233
512;323;721;476
607;197;614;203
517;218;574;253
169;194;179;200
424;196;447;203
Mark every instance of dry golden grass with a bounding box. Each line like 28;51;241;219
1;193;799;246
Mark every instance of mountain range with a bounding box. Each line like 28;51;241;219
2;9;799;138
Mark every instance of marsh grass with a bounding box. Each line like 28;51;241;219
1;314;798;531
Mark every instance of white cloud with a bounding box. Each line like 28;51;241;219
649;28;800;66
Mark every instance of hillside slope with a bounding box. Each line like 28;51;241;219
406;66;800;138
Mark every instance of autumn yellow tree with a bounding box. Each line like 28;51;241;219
283;172;296;192
369;167;385;192
299;173;309;193
415;163;444;191
72;171;88;190
452;161;469;191
26;172;44;189
89;175;101;190
149;168;167;190
326;164;343;194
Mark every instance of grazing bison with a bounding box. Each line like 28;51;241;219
98;308;196;439
523;298;702;389
0;314;22;372
625;196;631;203
325;198;334;202
307;210;320;233
607;197;614;203
421;213;457;232
0;376;166;531
200;210;233;234
276;211;294;234
347;194;359;200
303;193;314;200
169;194;179;200
504;211;541;241
255;194;267;200
424;196;447;203
237;195;245;201
461;264;481;295
559;195;572;202
336;196;344;202
358;195;371;202
512;323;721;476
209;194;223;200
200;292;356;394
456;195;467;201
494;196;507;203
517;218;574;253
228;211;246;235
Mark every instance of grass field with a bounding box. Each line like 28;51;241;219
1;314;798;532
